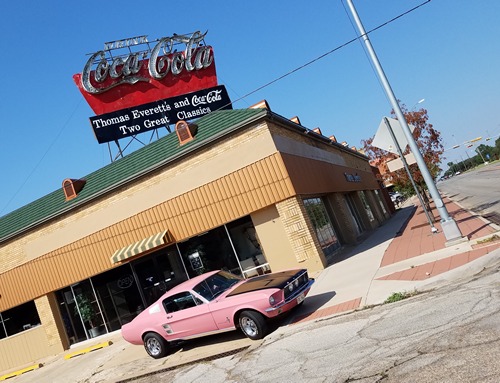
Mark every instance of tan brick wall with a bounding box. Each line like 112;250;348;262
35;294;67;351
0;294;67;372
275;197;327;273
0;121;275;275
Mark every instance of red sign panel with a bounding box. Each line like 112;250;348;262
73;33;218;115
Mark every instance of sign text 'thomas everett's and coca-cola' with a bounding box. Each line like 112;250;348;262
73;32;218;115
90;85;232;144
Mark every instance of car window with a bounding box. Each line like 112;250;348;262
193;271;241;301
162;292;200;313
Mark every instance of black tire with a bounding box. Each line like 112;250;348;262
238;310;268;340
143;332;168;359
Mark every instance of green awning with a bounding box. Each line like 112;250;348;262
110;230;170;264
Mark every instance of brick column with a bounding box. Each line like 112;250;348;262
275;197;327;272
35;293;69;353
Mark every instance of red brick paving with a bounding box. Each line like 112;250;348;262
291;297;362;325
380;198;498;267
377;242;500;281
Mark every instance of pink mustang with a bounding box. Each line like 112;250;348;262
121;269;314;358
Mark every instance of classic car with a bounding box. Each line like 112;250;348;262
121;269;314;358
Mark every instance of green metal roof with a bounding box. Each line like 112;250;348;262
0;108;267;243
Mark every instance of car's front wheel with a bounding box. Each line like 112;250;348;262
143;332;168;359
239;310;268;340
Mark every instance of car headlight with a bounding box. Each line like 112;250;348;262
269;296;275;305
288;284;294;292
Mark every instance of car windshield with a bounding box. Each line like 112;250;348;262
193;271;242;301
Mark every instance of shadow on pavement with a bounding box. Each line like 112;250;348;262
329;206;416;266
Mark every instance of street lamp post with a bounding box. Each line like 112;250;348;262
346;0;463;242
411;98;425;111
475;147;488;164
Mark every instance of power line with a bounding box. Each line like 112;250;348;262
0;99;84;216
1;1;432;216
228;0;432;107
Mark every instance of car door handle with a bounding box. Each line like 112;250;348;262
166;315;173;319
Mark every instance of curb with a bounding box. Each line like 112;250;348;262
64;340;113;360
0;364;43;381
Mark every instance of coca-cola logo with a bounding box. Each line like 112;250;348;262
191;90;222;107
81;31;214;94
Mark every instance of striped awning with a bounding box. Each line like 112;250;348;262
110;230;170;264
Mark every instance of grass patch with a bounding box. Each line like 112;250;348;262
384;290;418;304
476;234;500;244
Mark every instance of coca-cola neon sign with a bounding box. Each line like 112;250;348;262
73;31;218;115
81;31;213;94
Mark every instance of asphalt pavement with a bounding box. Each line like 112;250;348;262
2;196;499;383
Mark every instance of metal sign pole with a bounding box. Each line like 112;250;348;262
346;0;463;242
383;118;437;232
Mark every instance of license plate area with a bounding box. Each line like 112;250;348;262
297;293;305;304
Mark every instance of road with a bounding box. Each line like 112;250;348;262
129;254;500;383
438;163;500;225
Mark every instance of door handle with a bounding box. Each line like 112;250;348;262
166;315;173;319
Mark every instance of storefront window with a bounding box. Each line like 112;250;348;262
304;197;341;261
374;189;388;215
91;266;144;332
359;191;375;222
130;247;188;307
178;226;241;279
0;301;41;339
346;193;364;235
54;218;267;345
56;244;189;344
226;216;270;278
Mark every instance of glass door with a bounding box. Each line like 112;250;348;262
131;247;189;307
91;266;144;329
71;280;106;339
57;288;86;345
56;279;106;344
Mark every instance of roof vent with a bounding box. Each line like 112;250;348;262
62;178;86;201
290;116;301;125
249;100;270;111
312;127;322;135
175;120;198;146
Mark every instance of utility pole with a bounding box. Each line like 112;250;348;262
346;0;463;242
383;118;437;232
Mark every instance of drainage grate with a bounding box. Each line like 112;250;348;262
116;346;250;382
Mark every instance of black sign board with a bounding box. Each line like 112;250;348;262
89;85;232;144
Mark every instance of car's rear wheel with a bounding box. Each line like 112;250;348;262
239;310;268;340
143;332;168;359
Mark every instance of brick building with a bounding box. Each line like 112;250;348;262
0;104;391;370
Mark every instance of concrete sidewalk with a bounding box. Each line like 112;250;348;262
3;198;500;383
291;197;500;325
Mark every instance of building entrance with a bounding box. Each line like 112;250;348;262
56;216;266;345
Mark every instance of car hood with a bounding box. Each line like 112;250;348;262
226;269;304;297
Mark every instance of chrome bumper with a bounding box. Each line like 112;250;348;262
265;278;315;312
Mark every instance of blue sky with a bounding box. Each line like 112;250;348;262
1;0;499;216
